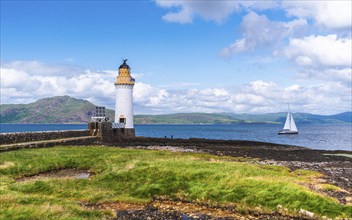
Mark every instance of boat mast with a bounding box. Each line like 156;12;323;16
288;103;291;130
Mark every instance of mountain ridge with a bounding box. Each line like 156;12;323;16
1;96;351;124
0;96;114;123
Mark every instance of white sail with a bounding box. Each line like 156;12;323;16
283;112;291;130
278;110;298;134
289;113;298;132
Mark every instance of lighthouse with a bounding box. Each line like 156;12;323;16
114;59;135;133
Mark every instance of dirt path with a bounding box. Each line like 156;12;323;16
85;198;304;220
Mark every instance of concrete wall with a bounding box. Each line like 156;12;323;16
0;130;90;145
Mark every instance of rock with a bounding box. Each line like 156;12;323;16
299;209;315;218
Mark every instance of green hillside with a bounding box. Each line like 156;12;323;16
0;96;114;123
134;113;247;124
226;112;352;125
134;112;351;125
1;96;351;124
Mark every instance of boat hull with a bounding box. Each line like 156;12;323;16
278;131;298;135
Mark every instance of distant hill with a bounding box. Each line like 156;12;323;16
1;96;351;124
135;112;352;125
226;112;352;125
134;113;247;124
0;96;114;123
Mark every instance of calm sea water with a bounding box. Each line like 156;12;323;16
1;123;351;151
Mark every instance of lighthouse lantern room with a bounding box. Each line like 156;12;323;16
114;59;135;130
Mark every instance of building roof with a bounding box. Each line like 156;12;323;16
119;59;130;69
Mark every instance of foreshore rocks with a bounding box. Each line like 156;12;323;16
87;199;303;220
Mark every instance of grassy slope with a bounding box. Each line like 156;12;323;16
0;96;114;123
0;146;350;219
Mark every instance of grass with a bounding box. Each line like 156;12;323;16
319;184;344;192
324;153;352;159
0;146;351;219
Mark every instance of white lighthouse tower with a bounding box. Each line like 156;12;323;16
114;59;135;132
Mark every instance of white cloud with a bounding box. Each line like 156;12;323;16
161;82;201;89
159;0;351;29
283;1;352;30
154;1;351;89
1;60;83;77
220;11;307;58
283;35;352;83
154;0;282;24
162;6;193;24
1;61;351;115
133;79;351;115
295;68;352;84
1;68;39;89
284;35;352;67
0;61;116;106
155;0;241;24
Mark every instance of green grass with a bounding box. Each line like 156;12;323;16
0;146;351;219
324;153;352;158
319;184;343;192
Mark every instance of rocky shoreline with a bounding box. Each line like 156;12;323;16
86;198;308;220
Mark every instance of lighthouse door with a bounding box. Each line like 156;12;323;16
119;117;126;124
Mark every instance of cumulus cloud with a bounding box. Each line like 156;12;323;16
282;35;352;83
217;3;351;89
0;62;116;106
132;80;351;114
1;60;83;77
1;61;351;115
154;0;280;24
155;0;351;31
283;1;352;30
155;0;241;24
221;11;308;58
284;35;352;67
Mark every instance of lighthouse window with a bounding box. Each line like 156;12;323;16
119;118;126;124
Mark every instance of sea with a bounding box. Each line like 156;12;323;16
0;123;351;151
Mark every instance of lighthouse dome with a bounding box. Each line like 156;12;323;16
119;59;130;69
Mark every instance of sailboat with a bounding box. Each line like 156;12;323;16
278;105;298;134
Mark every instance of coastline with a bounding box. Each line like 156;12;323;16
1;136;351;219
118;137;352;192
1;123;351;151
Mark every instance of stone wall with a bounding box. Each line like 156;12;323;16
88;122;135;143
1;122;136;146
0;130;90;145
0;136;98;152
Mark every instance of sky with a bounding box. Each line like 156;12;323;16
1;0;351;115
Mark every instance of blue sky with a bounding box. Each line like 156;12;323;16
1;1;351;114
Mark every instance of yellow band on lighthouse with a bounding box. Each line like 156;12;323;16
114;59;135;85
